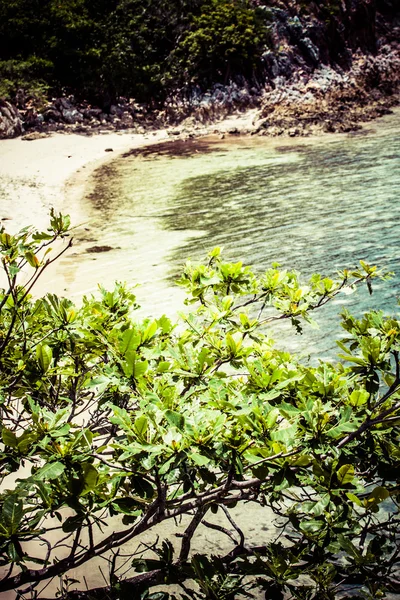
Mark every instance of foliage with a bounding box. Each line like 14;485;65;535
0;0;271;104
169;0;270;87
0;215;400;599
0;58;51;103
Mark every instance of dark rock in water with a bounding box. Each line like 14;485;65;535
104;148;113;152
86;245;114;253
0;99;23;139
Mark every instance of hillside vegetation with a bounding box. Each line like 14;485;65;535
0;0;398;108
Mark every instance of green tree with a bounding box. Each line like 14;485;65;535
0;215;399;599
172;0;270;86
0;0;271;104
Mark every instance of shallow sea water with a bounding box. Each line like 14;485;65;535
57;109;400;361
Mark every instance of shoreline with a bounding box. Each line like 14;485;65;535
3;99;398;234
1;104;399;302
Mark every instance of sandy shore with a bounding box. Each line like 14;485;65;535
0;110;260;228
0;129;170;231
0;110;262;304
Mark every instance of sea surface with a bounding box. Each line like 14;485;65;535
57;108;400;361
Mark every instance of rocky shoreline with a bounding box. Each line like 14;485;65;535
1;0;399;143
1;51;398;144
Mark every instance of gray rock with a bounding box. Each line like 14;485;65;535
22;131;49;141
62;108;83;124
299;37;320;64
43;108;62;122
60;97;73;110
0;100;23;139
82;108;103;120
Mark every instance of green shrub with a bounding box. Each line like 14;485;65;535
0;214;399;599
172;0;271;86
0;58;51;101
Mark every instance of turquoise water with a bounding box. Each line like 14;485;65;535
77;110;400;358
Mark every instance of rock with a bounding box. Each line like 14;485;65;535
59;97;73;110
15;89;26;109
82;108;103;120
24;108;42;129
62;108;83;124
288;127;300;137
299;37;320;64
104;148;113;152
86;245;114;253
0;100;23;139
43;108;62;122
227;127;240;135
109;104;124;117
22;131;49;141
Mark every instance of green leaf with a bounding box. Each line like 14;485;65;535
349;390;369;407
134;415;148;439
132;558;164;573
110;406;133;432
2;428;17;448
131;476;154;499
7;541;22;562
2;496;23;534
81;464;98;494
112;498;141;516
134;360;148;378
36;344;53;373
327;421;358;439
33;461;65;481
299;519;324;535
337;464;355;485
120;329;141;355
142;320;157;342
62;514;85;533
165;410;185;431
365;486;390;508
189;452;210;467
25;251;40;268
271;422;298;445
346;492;363;507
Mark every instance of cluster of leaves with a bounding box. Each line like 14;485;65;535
0;0;271;104
0;216;399;599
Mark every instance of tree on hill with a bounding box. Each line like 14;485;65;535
0;0;270;104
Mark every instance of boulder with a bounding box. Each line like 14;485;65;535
24;108;42;129
43;107;62;122
62;108;83;124
0;100;23;139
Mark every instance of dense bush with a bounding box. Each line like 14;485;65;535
0;0;271;104
0;214;399;599
169;0;269;87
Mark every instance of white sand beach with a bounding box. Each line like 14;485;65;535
0;111;262;305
